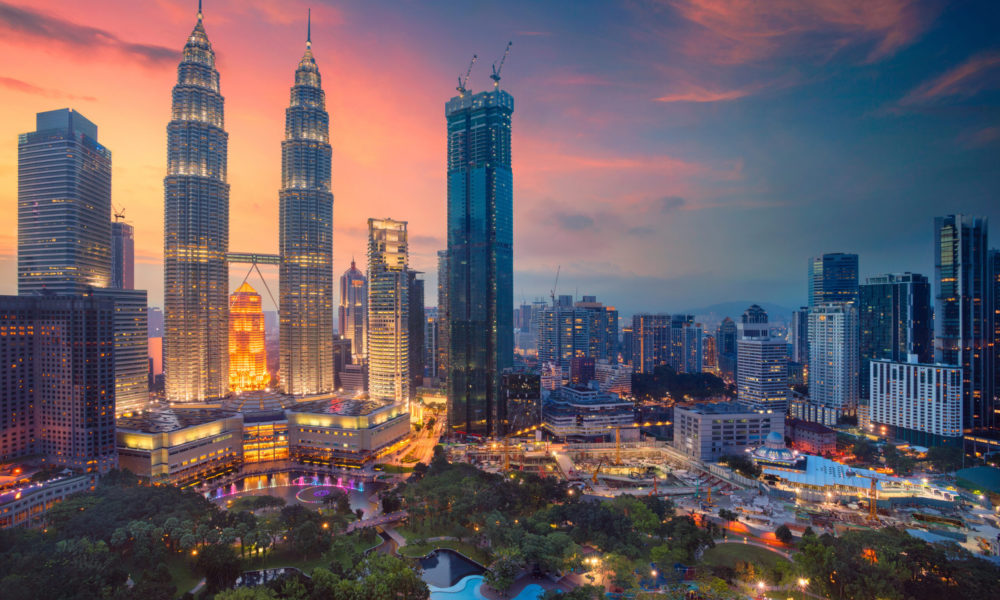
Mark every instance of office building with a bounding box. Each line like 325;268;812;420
537;296;590;376
436;250;449;382
445;84;514;437
809;253;859;307
423;307;438;380
716;317;738;378
870;357;963;447
673;401;783;462
702;333;717;373
331;335;352;390
574;296;619;362
407;270;425;397
542;385;635;441
595;359;633;395
339;363;367;396
859;273;933;399
631;314;670;374
681;319;703;374
935;215;992;431
785;419;836;455
808;303;859;420
339;259;367;361
736;305;788;413
279;21;335;396
229;282;270;392
501;371;542;434
18;109;111;295
92;288;149;416
621;326;633;366
790;307;809;365
0;296;117;473
111;219;135;290
367;218;409;404
163;8;230;402
515;303;533;332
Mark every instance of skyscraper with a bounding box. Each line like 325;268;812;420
809;253;859;307
163;6;230;402
858;273;932;399
736;305;788;413
339;259;367;361
436;250;449;383
93;288;149;417
935;215;993;431
18;109;111;295
538;297;590;376
368;219;409;404
229;282;270;392
575;296;619;362
790;307;809;364
808;303;859;417
111;218;135;290
280;16;335;396
716;317;738;378
407;270;425;398
631;314;671;374
445;82;514;437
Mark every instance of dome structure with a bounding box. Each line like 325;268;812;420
751;429;802;468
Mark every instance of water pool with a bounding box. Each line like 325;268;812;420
428;575;549;600
419;549;485;588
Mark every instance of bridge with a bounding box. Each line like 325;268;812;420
228;252;281;265
347;510;408;533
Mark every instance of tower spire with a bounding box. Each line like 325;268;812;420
307;8;311;48
197;0;203;21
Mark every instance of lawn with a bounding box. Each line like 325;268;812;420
397;539;491;565
164;554;202;596
395;521;468;541
699;543;790;571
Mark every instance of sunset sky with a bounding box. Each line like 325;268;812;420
1;0;998;318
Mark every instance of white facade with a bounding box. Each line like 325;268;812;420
870;358;962;439
737;339;789;412
808;303;859;413
673;402;783;461
542;385;634;439
367;219;409;404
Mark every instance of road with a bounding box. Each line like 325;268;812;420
382;418;443;467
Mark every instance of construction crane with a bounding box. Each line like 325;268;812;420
606;420;672;466
113;204;126;221
550;265;561;306
490;41;512;88
591;459;604;485
456;54;478;97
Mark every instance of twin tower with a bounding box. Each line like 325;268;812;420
163;6;333;401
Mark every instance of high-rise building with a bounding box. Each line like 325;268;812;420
538;297;590;377
736;305;788;413
18;109;111;295
424;307;438;380
870;357;962;447
229;282;270;392
992;249;1000;417
279;20;334;396
809;253;859;307
339;260;367;361
111;219;135;290
716;317;738;378
790;307;809;364
631;314;671;374
445;83;514;437
936;215;993;431
435;250;449;382
574;296;619;362
621;326;633;366
93;288;149;416
859;273;933;400
677;316;703;374
515;303;533;332
808;303;859;417
407;270;425;397
163;7;230;402
331;335;352;391
501;371;541;434
367;218;409;404
0;295;117;473
702;334;717;373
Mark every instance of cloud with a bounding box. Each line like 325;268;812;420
662;0;934;65
655;84;752;103
898;51;1000;106
0;1;178;65
655;196;687;212
0;76;96;101
555;213;596;231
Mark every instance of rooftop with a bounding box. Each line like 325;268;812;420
117;408;239;433
287;397;388;416
678;401;773;415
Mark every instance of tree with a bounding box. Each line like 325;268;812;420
774;524;794;544
291;520;329;559
214;589;277;600
718;454;761;479
605;553;637;591
926;445;964;473
194;543;241;593
484;547;523;598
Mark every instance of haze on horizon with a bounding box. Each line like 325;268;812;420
0;0;997;319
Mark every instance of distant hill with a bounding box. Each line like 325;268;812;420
682;301;796;324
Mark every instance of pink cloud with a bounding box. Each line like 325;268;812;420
898;51;1000;106
655;83;752;103
0;76;96;101
663;0;934;65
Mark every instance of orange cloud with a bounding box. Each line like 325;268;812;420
898;51;1000;106
655;83;752;103
0;76;96;102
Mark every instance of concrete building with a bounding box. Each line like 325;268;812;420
0;472;97;529
286;398;410;467
367;219;409;404
790;307;809;365
870;357;963;447
716;317;738;379
807;303;859;423
785;418;836;455
736;305;788;413
542;385;635;441
673;401;783;462
92;288;149;416
407;270;425;398
595;359;632;395
111;219;134;290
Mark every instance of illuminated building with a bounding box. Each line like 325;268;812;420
673;401;782;461
542;384;635;441
435;250;449;382
367;219;409;404
502;371;541;434
807;302;859;424
0;473;97;529
229;282;270;392
716;317;738;378
870;357;962;447
93;288;149;416
935;215;992;431
408;270;425;398
445;84;514;437
111;219;134;290
0;296;117;473
18;109;111;295
630;314;700;374
737;305;788;413
287;398;410;467
280;15;335;396
702;334;717;373
164;5;230;402
808;253;859;307
339;260;367;361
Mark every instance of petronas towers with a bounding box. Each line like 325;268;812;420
164;6;334;401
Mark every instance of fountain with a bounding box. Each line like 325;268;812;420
230;483;238;495
323;474;332;486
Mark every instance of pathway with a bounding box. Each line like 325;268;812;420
345;510;408;533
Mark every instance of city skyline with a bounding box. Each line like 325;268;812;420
0;1;997;317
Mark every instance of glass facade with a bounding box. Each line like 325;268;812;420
339;260;367;361
935;215;993;431
111;220;135;290
367;219;409;404
809;253;859;307
279;34;335;396
858;273;932;400
445;89;514;437
18;109;111;295
164;11;230;402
